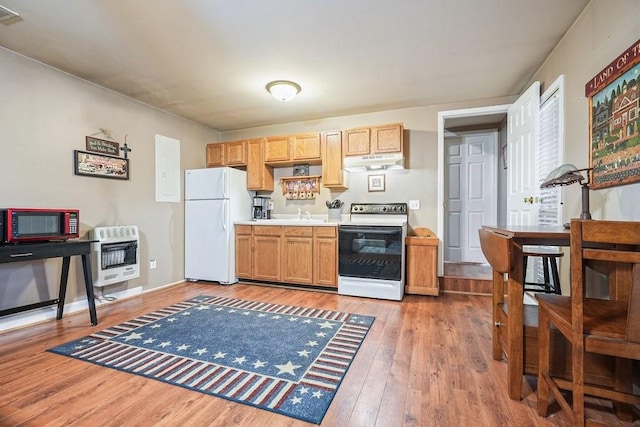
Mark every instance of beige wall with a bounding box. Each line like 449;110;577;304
0;47;218;322
530;0;640;221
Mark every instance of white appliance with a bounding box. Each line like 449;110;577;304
184;167;251;284
91;225;140;287
338;203;408;301
343;152;404;172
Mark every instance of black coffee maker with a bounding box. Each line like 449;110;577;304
252;196;271;220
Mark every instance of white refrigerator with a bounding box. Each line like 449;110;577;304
184;167;251;284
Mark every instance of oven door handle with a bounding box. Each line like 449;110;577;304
339;225;402;234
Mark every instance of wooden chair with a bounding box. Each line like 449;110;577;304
536;219;640;426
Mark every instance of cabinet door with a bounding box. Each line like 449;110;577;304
264;135;291;163
405;237;438;296
322;130;347;188
247;138;274;191
235;227;253;279
313;227;337;287
371;123;403;154
225;140;247;166
343;128;371;156
292;133;321;162
253;235;281;281
282;228;314;284
206;143;225;167
253;226;281;281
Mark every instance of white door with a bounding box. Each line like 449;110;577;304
507;81;540;225
445;131;497;263
184;199;232;282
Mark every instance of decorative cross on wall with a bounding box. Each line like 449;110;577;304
120;135;132;159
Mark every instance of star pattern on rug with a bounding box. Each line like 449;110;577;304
275;361;301;375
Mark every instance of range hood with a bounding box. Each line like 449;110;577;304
343;152;404;172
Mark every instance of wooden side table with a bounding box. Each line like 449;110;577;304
405;236;439;296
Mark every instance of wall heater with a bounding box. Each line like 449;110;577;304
91;225;140;287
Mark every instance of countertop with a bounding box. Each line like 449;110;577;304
235;219;338;227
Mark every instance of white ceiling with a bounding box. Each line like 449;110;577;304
0;1;589;132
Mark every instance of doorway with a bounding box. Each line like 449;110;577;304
437;104;510;276
444;130;498;264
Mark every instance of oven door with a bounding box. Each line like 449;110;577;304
338;224;404;281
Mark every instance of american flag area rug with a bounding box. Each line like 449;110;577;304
48;295;375;424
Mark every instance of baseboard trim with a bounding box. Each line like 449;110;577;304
0;280;184;333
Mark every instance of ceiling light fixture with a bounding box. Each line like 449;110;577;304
266;80;301;102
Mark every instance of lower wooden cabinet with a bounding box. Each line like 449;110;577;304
282;227;314;284
253;226;282;281
235;225;337;287
313;226;338;287
405;236;439;296
235;225;253;279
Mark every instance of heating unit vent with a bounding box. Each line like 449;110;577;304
91;225;140;287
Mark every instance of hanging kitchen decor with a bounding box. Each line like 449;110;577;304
281;175;320;200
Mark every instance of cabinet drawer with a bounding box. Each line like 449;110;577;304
254;226;282;236
314;227;336;238
236;225;252;235
283;226;313;237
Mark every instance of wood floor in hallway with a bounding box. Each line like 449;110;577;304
0;282;632;426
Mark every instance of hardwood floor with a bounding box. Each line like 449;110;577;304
0;282;633;426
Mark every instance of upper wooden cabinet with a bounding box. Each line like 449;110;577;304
206;140;247;167
247;138;274;192
264;133;321;166
264;135;291;163
206;143;225;166
322;130;348;189
343;128;371;156
343;123;403;156
292;133;321;161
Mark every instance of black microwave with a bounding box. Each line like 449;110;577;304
0;208;80;244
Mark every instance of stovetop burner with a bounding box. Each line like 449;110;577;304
345;202;408;226
349;202;408;215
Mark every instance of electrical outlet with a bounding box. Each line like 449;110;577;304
409;200;420;210
150;259;157;269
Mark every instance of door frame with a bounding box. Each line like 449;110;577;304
437;104;510;276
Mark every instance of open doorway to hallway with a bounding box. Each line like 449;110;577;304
443;129;499;264
437;105;509;278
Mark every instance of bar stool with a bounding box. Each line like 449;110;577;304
522;247;563;294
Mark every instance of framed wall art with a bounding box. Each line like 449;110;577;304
74;150;129;180
586;38;640;189
368;174;385;192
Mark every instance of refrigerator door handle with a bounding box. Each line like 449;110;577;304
222;199;228;231
222;169;228;199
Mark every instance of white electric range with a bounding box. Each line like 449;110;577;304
337;203;408;301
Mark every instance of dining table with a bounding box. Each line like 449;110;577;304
480;224;570;400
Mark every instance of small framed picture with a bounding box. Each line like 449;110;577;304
73;150;129;180
368;174;385;192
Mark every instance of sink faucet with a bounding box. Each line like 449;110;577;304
304;211;311;220
297;208;302;220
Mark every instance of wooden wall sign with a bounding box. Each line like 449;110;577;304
587;38;640;189
85;136;120;156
